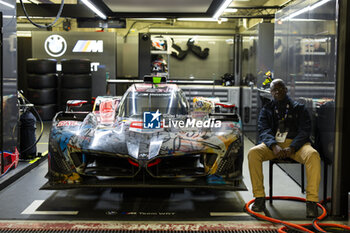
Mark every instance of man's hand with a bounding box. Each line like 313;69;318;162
283;147;295;158
272;144;286;158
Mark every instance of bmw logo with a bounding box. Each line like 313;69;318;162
44;35;67;57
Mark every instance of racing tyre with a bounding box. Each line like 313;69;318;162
60;88;92;106
27;88;57;105
26;58;57;74
61;59;91;74
27;74;58;89
35;104;57;121
61;74;92;89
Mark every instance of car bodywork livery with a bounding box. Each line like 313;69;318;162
42;81;246;190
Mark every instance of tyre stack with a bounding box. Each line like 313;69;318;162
26;58;58;121
60;59;92;111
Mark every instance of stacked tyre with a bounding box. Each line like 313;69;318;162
60;59;92;111
26;58;57;121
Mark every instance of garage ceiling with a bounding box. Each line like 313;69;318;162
17;0;289;18
17;0;228;18
103;0;213;13
91;0;227;18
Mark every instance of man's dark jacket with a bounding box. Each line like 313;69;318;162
258;96;311;151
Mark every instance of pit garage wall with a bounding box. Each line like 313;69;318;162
335;0;350;218
31;31;116;96
0;1;18;173
274;0;340;215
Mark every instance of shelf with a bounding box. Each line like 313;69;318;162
299;52;327;55
151;50;169;55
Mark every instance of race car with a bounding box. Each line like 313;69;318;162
42;76;246;190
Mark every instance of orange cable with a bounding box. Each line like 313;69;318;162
245;196;350;233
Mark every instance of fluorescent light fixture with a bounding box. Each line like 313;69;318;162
213;0;232;19
310;0;332;10
16;0;41;4
282;0;331;21
289;18;325;22
224;8;238;13
131;18;167;21
0;0;14;8
177;18;228;22
81;0;106;20
17;31;32;37
18;16;54;19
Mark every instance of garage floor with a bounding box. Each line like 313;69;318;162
0;122;347;231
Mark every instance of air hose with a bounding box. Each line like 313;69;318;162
19;0;64;29
18;92;44;156
244;196;350;233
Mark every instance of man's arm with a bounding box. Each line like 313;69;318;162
258;107;277;149
290;105;311;151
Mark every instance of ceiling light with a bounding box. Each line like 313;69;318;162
131;18;167;21
177;18;228;22
224;8;238;13
16;0;41;4
17;31;32;37
81;0;106;20
0;0;14;8
213;0;232;19
282;0;331;21
310;0;332;10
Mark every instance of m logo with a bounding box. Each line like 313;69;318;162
72;40;103;53
143;110;161;129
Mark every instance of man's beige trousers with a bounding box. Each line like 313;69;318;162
248;139;321;202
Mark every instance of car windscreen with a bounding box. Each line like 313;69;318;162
120;91;188;117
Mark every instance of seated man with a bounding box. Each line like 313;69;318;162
248;79;321;218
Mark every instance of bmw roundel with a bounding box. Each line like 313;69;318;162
44;35;67;57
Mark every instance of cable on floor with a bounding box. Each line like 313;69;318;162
244;196;350;233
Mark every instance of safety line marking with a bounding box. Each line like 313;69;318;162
21;200;79;215
28;151;48;164
209;212;250;217
29;158;40;164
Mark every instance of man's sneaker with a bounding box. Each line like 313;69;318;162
252;197;266;212
306;201;318;218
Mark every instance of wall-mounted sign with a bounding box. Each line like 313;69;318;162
32;31;117;95
73;40;103;53
32;31;115;71
44;34;67;57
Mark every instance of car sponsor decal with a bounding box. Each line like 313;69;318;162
57;121;80;127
